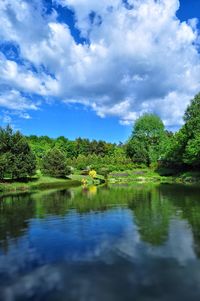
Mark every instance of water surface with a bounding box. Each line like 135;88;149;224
1;184;200;301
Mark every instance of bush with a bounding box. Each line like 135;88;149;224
0;126;36;180
80;170;89;175
42;148;71;178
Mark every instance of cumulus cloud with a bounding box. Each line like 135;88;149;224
0;0;200;127
0;89;36;127
0;90;37;111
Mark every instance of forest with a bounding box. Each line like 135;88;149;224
0;93;200;181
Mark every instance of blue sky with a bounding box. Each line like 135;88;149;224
0;0;200;142
177;0;200;22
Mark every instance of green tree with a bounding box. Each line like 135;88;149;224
126;114;166;166
12;132;36;179
27;135;54;168
163;93;200;169
183;133;200;167
163;127;187;169
184;93;200;136
42;148;71;178
182;93;200;167
126;138;149;165
0;126;36;180
0;153;9;180
0;126;36;179
54;136;69;155
76;138;90;156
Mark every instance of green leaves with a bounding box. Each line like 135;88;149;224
126;114;167;166
126;137;149;165
133;113;165;139
42;148;71;178
183;134;200;166
162;93;200;169
0;126;36;180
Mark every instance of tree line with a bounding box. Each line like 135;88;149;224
126;93;200;171
0;93;199;181
0;127;130;180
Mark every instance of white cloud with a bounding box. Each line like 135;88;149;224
0;0;200;127
1;113;12;124
0;90;37;111
0;52;59;96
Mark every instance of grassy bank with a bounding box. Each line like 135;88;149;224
70;173;105;185
0;176;81;193
108;169;200;184
0;169;199;195
0;173;105;195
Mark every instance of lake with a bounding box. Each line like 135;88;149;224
1;184;200;301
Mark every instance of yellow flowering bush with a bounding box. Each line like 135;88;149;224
89;170;97;179
81;178;87;185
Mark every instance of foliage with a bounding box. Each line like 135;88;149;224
42;148;71;178
97;167;110;179
126;138;149;165
126;114;167;166
162;93;200;169
0;153;8;180
89;170;97;179
26;132;132;172
184;93;200;135
183;133;200;166
0;126;36;180
2;92;200;181
27;136;117;164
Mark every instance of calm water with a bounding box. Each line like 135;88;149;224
1;184;200;301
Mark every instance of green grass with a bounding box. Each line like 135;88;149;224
71;168;200;185
1;168;199;195
108;169;163;183
0;172;104;195
0;176;81;193
107;168;200;184
70;173;105;185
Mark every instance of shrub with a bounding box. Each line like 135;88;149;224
42;148;71;178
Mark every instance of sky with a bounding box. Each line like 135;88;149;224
0;0;200;142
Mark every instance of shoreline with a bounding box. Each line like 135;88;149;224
1;170;200;195
0;176;81;194
108;170;200;185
